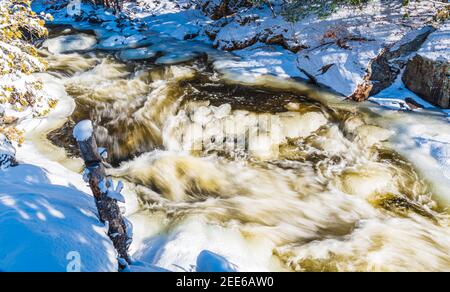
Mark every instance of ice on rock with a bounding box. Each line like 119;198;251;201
279;111;328;139
338;166;393;198
248;130;280;161
155;52;200;65
98;34;153;50
73;120;93;142
212;104;232;119
42;34;97;54
192;106;213;125
118;47;157;61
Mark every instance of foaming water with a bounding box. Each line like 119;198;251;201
40;32;450;272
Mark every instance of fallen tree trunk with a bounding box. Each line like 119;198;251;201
73;120;131;270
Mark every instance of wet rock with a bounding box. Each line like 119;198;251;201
403;21;450;108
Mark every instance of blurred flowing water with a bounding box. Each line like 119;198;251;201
35;28;450;272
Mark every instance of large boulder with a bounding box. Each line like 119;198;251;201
369;25;436;96
403;21;450;108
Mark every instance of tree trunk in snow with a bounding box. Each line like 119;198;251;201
0;134;16;170
73;120;131;269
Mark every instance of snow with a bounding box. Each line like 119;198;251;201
131;216;282;272
297;42;380;96
99;179;126;203
369;70;438;111
196;250;236;272
214;42;308;81
0;143;118;272
0;70;119;271
73;120;93;142
417;21;450;62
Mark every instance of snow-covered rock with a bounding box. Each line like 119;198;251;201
403;21;450;108
369;25;436;96
42;33;97;54
204;0;448;99
201;0;250;20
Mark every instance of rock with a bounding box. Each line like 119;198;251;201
261;26;307;53
369;26;436;96
184;33;199;40
214;22;259;50
202;0;250;20
204;17;232;41
405;98;425;110
235;13;259;26
403;21;450;108
293;1;447;100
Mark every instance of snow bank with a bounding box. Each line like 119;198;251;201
0;144;118;271
417;21;450;62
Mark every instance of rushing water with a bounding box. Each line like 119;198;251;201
34;27;450;272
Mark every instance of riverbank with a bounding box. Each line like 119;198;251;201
121;0;449;105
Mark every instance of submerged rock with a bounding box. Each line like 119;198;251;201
403;21;450;108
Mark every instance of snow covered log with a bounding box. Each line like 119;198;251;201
73;120;131;269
